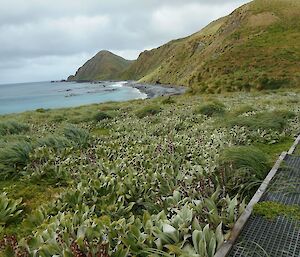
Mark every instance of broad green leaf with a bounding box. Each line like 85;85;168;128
208;237;216;257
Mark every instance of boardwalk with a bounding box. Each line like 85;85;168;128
215;136;300;257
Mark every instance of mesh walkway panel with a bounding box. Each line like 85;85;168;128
228;153;300;257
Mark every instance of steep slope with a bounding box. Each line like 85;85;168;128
122;0;300;92
68;50;133;81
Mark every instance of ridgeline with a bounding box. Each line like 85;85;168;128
69;0;300;93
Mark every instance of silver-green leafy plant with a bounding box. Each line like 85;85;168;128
0;193;23;227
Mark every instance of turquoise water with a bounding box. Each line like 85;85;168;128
0;81;147;115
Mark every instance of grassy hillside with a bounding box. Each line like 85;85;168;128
68;50;133;81
122;0;300;93
0;88;299;256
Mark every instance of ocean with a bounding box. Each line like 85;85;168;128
0;81;147;115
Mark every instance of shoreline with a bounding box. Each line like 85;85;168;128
0;81;187;116
69;80;187;99
125;81;187;99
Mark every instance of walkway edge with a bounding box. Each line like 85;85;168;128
214;151;287;257
288;134;300;154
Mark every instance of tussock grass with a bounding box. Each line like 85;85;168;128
63;125;91;148
195;101;225;117
99;104;121;111
136;105;162;118
219;146;271;196
37;136;71;150
227;110;295;131
93;111;113;122
220;146;270;179
0;142;33;179
161;96;175;105
0;121;29;136
51;114;66;123
232;105;256;116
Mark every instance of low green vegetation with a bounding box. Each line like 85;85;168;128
253;201;300;220
136;104;162;118
219;146;270;197
93;111;113;121
227;110;295;132
63;125;91;148
0;89;299;256
0;121;29;136
231;105;256;116
220;146;269;177
161;96;176;105
37;135;71;150
0;193;23;227
0;142;33;179
196;102;225;117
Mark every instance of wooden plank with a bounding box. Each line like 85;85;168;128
288;134;300;154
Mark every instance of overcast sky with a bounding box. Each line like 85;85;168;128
0;0;251;84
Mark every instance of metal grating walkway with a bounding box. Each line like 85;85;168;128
228;214;300;256
227;143;300;257
261;155;300;206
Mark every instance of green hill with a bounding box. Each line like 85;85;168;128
68;50;133;81
69;0;300;92
122;0;300;93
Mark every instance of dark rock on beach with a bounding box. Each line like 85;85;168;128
126;81;186;98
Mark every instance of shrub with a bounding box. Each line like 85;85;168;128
196;102;225;117
0;142;33;179
93;111;113;122
228;110;295;131
136;105;162;118
0;121;29;136
64;125;91;148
